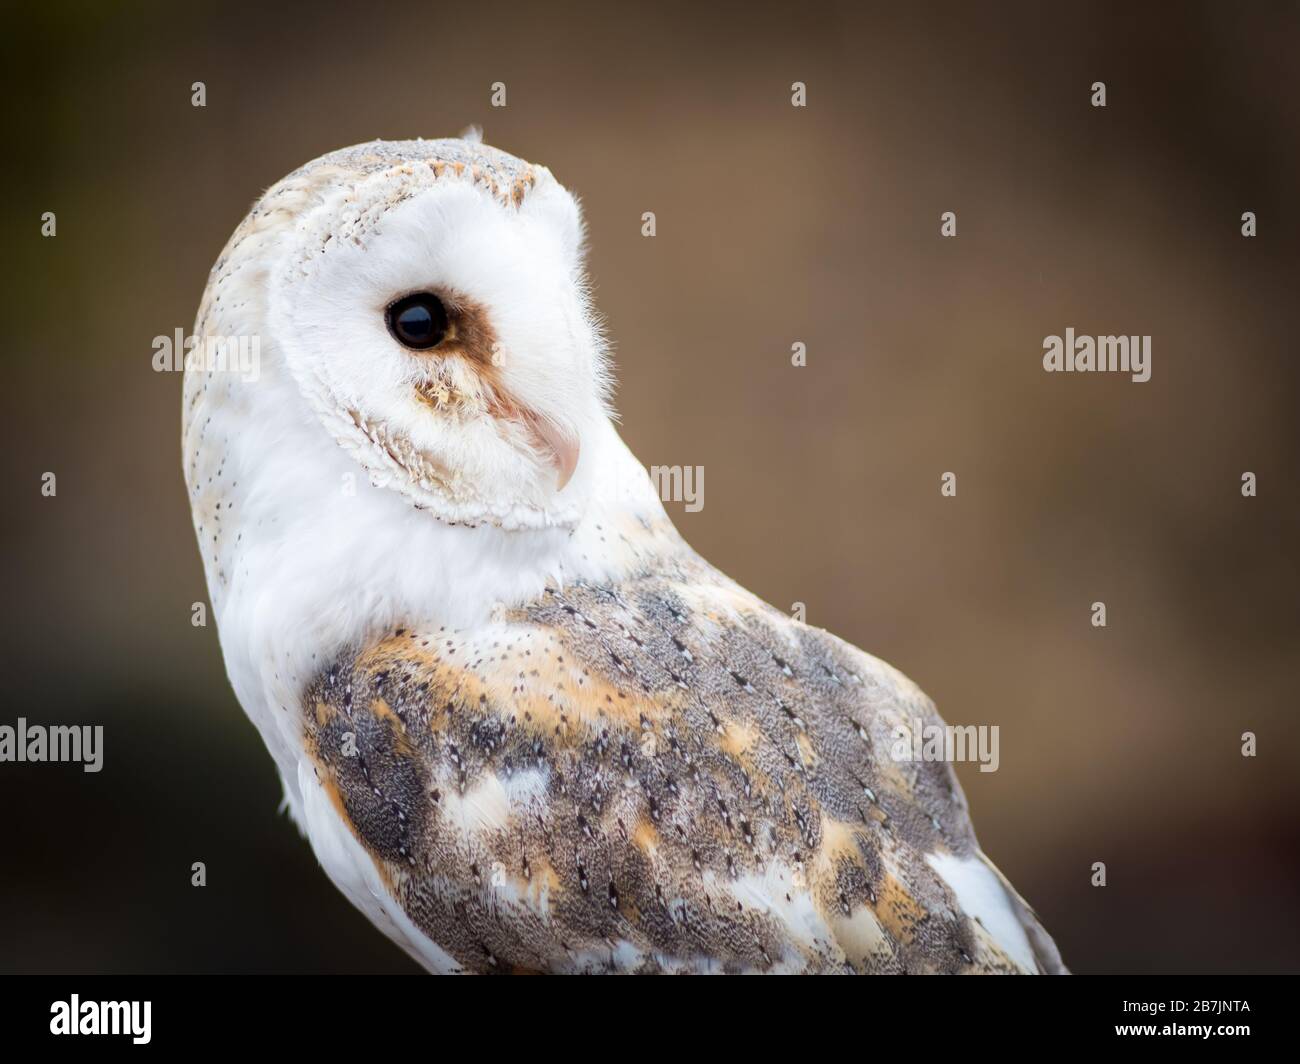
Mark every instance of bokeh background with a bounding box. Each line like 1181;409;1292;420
3;0;1297;973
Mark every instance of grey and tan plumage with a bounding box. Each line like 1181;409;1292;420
306;532;1065;974
185;136;1065;974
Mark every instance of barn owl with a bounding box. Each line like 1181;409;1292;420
183;136;1065;974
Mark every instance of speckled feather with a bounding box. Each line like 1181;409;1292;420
303;511;1058;974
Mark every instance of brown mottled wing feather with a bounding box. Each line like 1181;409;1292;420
303;540;1044;973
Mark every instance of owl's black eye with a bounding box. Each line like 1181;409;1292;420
386;292;449;350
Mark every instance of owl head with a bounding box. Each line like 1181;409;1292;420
202;136;611;531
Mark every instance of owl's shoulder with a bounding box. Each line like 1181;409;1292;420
300;556;1034;972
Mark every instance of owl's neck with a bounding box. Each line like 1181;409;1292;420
198;395;673;683
188;373;679;811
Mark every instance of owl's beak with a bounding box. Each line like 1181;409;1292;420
487;386;580;492
526;414;580;492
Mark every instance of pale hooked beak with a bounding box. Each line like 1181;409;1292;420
524;413;580;491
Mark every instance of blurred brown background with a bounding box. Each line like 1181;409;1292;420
2;0;1297;973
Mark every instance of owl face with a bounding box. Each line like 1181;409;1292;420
261;139;609;530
